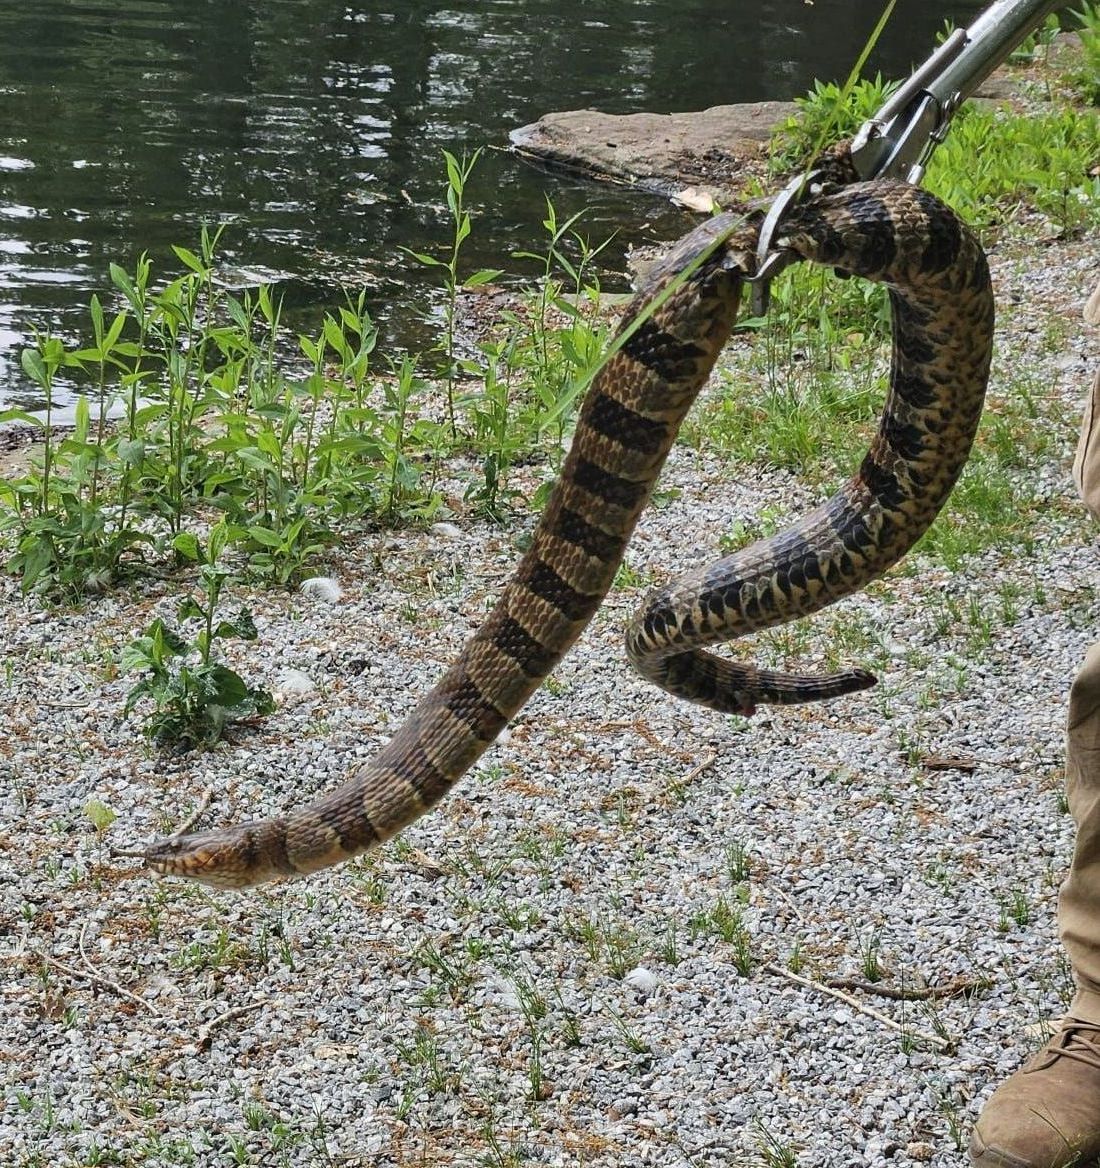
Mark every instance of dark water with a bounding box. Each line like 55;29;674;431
0;0;985;408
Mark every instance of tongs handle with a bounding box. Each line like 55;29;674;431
751;0;1067;314
851;0;1066;184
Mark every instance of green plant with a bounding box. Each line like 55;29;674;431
1071;2;1100;103
83;797;117;863
771;73;900;173
122;523;274;748
606;1005;652;1056
570;912;642;978
691;897;756;975
726;839;752;883
752;1120;800;1168
0;331;154;598
857;928;883;982
512;199;613;466
393;1024;461;1097
463;337;527;522
405;147;501;436
925;104;1100;235
376;354;445;524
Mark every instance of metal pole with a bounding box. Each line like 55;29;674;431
934;0;1069;107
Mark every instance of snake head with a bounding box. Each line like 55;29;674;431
144;826;270;890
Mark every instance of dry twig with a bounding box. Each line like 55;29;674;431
191;1000;268;1053
763;962;953;1051
824;974;989;1002
170;785;214;837
15;923;163;1018
678;750;717;786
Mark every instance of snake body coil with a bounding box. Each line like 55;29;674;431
146;179;993;888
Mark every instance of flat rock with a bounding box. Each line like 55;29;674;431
510;35;1088;207
510;101;796;206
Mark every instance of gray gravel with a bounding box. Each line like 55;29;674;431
1;231;1098;1168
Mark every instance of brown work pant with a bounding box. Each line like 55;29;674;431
1060;364;1100;1021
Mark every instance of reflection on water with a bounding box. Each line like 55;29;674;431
0;0;982;407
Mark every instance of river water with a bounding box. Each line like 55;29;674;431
0;0;984;408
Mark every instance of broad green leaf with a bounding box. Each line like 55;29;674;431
0;408;42;427
207;664;249;707
19;348;47;389
323;315;349;356
177;595;205;621
172;245;206;274
246;524;283;549
89;294;104;345
463;268;504;289
233;448;279;473
208;521;229;564
117;439;145;466
83;798;117;833
401;247;445;268
147;618;188;655
222;607;258;640
172;532;202;562
103;308;127;352
255;429;282;460
42;337;68;369
109;262;135;300
20;537;52;592
73;395;90;443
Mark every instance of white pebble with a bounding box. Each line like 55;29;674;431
299;576;343;603
275;668;316;696
623;966;658;995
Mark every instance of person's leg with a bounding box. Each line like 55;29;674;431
971;363;1100;1167
970;637;1100;1167
1062;640;1100;1021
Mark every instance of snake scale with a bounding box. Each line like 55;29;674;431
145;168;994;888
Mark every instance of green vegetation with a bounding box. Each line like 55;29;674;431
1070;2;1100;103
0;171;610;602
121;522;274;747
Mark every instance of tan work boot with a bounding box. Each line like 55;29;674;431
971;1019;1100;1166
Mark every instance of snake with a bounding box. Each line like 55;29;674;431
144;163;994;889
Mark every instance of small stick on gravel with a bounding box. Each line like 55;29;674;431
169;785;214;837
111;786;215;866
25;939;162;1019
678;750;717;786
824;975;989;1001
763;962;953;1051
774;887;809;926
191;1000;268;1053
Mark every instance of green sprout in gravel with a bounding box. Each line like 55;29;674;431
122;522;274;748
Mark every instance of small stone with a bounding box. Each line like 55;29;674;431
624;967;658;995
275;668;316;697
300;576;343;603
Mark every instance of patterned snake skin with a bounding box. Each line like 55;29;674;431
144;176;994;888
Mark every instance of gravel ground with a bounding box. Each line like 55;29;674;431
1;229;1098;1168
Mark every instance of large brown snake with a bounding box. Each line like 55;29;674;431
144;173;993;888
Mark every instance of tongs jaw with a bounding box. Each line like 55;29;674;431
748;0;1063;315
748;170;823;317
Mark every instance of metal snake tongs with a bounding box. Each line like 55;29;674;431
750;0;1066;316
